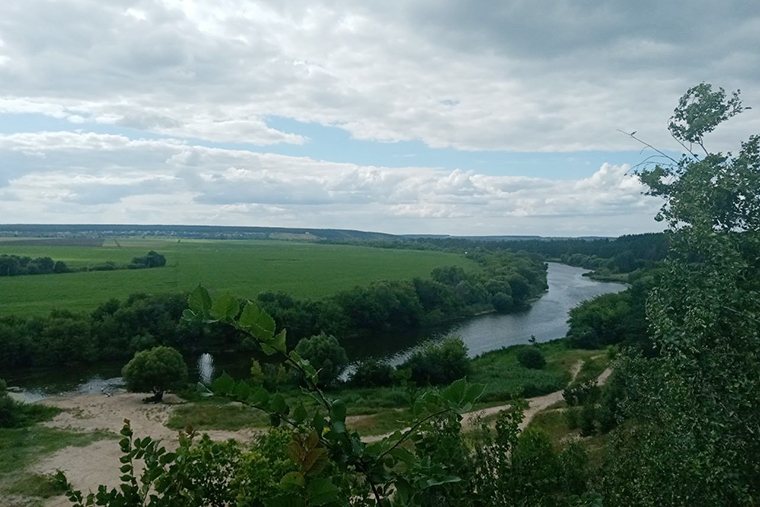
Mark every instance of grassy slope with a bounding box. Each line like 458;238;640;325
0;238;477;316
168;340;606;437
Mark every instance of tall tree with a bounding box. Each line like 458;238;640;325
602;84;760;505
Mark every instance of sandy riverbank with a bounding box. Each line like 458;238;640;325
32;393;256;507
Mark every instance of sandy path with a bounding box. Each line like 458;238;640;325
33;393;256;507
30;365;614;506
364;360;594;443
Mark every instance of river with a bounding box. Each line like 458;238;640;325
6;263;625;402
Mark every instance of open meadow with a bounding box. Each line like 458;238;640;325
0;238;477;317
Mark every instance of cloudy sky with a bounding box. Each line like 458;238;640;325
1;1;758;236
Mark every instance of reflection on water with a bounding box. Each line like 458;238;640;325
197;353;215;385
8;263;626;400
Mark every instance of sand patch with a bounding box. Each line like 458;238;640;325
30;393;256;507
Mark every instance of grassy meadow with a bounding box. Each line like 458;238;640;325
0;238;477;317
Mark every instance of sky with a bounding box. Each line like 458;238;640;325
0;1;758;236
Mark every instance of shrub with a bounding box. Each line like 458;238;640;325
568;326;600;349
559;441;590;495
491;292;514;313
122;346;188;402
349;359;394;387
294;333;348;387
0;379;16;427
402;336;471;385
579;403;597;436
517;346;546;369
564;407;580;430
563;380;600;406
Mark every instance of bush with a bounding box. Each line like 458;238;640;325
559;441;590;495
491;292;514;313
579;402;597;436
349;359;394;387
0;379;15;427
294;333;348;387
568;326;600;349
564;407;580;430
122;346;188;402
517;346;546;369
563;380;600;406
402;336;471;385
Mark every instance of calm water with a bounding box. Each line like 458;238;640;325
6;263;625;401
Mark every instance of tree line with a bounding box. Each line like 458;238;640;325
0;250;546;370
0;250;166;277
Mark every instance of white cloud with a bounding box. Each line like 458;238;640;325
0;0;757;151
0;0;755;234
0;131;660;235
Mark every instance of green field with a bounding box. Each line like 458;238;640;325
0;238;477;317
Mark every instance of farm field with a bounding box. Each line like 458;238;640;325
0;238;478;317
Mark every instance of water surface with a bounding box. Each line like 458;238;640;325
7;263;625;401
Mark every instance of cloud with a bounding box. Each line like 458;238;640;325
0;131;660;235
0;0;755;234
0;0;757;152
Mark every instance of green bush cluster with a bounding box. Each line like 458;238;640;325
401;336;471;385
516;346;546;369
121;346;188;401
0;254;68;276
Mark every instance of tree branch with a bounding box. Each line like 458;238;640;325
617;129;680;165
378;408;452;460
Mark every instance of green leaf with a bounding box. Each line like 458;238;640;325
270;394;288;415
465;383;486;404
211;291;239;321
330;399;347;422
188;286;212;315
181;308;198;322
272;329;287;353
238;302;276;341
293;404;308;425
261;343;277;356
233;381;251;400
249;387;270;406
306;478;340;506
211;371;236;396
159;452;176;465
443;378;467;405
280;471;305;490
312;413;326;434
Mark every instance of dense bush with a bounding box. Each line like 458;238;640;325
491;292;514;313
0;254;68;276
130;250;167;268
562;380;600;406
402;336;471;385
516;346;546;369
293;333;348;387
122;346;188;401
348;359;394;387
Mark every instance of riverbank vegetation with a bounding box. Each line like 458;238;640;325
0;250;546;371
